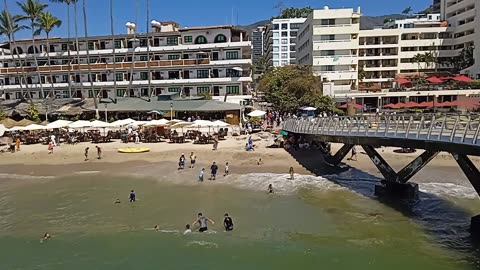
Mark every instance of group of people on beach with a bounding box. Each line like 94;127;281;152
177;152;229;181
83;146;102;161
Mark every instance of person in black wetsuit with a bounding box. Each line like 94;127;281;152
223;213;234;231
129;190;136;202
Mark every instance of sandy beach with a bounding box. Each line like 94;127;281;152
0;133;478;187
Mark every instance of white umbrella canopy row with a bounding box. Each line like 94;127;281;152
247;110;266;117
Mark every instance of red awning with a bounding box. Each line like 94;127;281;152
418;101;434;107
383;103;396;109
436;101;452;107
339;103;363;109
426;76;443;84
404;101;420;108
394;78;411;84
439;76;453;80
453;75;473;82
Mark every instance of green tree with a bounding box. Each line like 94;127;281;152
273;6;313;19
34;11;62;98
259;65;334;112
402;7;413;16
358;67;366;82
0;110;7;120
27;103;40;122
445;46;475;73
0;8;30;101
412;53;425;74
17;0;48;99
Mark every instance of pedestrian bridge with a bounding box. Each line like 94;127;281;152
282;114;480;197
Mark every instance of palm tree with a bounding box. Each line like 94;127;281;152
402;7;413;17
49;0;73;98
72;0;82;98
82;0;98;118
17;0;48;99
423;52;435;70
412;53;425;75
34;11;61;98
0;8;29;101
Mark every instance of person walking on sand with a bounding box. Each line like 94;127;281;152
129;190;136;202
15;137;20;152
50;134;57;147
224;162;229;176
178;153;186;169
96;145;102;160
212;135;219;151
349;146;358;161
192;213;214;232
48;141;54;154
134;130;140;144
190;152;196;168
84;147;89;161
223;213;234;231
210;162;219;180
289;167;295;180
199;168;205;182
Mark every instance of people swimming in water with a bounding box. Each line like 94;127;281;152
268;184;274;194
154;225;160;231
41;232;51;242
114;198;121;204
184;224;192;235
223;213;234;231
129;190;136;202
192;213;214;232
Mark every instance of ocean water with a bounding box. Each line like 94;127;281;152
0;172;479;270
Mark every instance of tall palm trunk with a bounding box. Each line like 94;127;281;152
29;18;45;98
82;0;98;117
146;0;151;99
110;0;117;101
73;1;83;98
126;0;139;96
46;32;55;97
66;2;72;98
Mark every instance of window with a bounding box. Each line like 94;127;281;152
141;88;149;96
273;32;279;38
290;23;302;29
322;65;334;71
168;87;180;92
273;53;279;59
114;40;122;48
115;73;124;81
273;60;279;66
321;50;335;56
88;42;94;50
114;57;123;62
273;24;279;30
281;46;288;51
89;58;97;63
140;55;148;61
321;35;335;41
273;39;279;45
290;31;297;37
281;60;288;65
281;53;288;58
184;36;193;43
226;69;240;77
225;51;239;59
116;88;126;97
61;44;68;51
140;72;148;80
214;34;227;43
140;39;148;47
167;37;178;45
88;90;100;98
197;70;209;78
62;75;68;82
282;32;288;37
194;36;207;44
226;85;239;94
281;23;288;30
62;60;68;65
290;45;296;51
321;19;335;26
168;54;180;60
197;86;210;94
273;46;279;52
281;39;288;45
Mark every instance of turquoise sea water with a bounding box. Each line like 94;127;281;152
0;173;479;270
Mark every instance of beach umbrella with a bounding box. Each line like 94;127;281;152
190;120;213;127
0;124;6;136
21;124;46;131
404;101;420;108
247;110;266;117
339;103;363;109
0;118;19;129
211;120;230;127
17;119;34;127
46;120;72;129
394;77;411;84
111;118;136;127
426;76;443;84
68;120;92;128
302;107;317;111
453;75;472;82
383;103;396;109
147;110;164;115
144;119;171;127
171;121;192;128
90;120;114;128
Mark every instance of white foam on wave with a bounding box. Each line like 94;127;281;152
419;182;478;200
72;171;101;175
219;173;346;195
0;173;55;180
187;240;219;248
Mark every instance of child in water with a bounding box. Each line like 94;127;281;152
224;162;229;176
184;224;192;235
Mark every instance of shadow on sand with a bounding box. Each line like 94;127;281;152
287;148;480;269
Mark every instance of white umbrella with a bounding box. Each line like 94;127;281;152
111;118;136;127
247;110;266;117
170;121;192;128
46;120;72;129
302;107;317;111
144;119;171;127
68;120;92;128
211;120;230;127
21;124;46;131
0;124;6;136
90;120;114;128
190;120;213;127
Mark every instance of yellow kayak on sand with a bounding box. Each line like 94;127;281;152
117;147;150;153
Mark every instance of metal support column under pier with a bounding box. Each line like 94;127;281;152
325;144;353;166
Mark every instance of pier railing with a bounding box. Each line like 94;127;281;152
283;114;480;146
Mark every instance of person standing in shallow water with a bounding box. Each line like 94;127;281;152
192;213;214;232
268;184;274;194
84;147;89;161
223;213;234;231
129;190;136;202
96;145;102;160
289;167;294;180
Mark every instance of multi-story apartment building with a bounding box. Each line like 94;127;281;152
441;0;479;79
0;22;252;100
433;0;441;13
359;14;454;89
296;7;361;92
263;18;306;67
251;26;265;65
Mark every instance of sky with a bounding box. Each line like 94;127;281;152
2;0;432;40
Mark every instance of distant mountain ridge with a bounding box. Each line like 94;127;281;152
238;14;409;33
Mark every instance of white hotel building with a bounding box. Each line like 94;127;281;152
0;22;252;101
263;18;306;67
